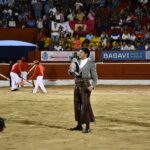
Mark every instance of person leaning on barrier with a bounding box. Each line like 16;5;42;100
68;47;98;133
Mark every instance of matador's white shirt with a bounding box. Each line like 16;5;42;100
79;58;88;69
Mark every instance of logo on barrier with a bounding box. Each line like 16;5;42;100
42;51;49;61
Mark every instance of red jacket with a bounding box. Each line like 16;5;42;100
30;64;45;79
11;63;21;76
20;62;29;72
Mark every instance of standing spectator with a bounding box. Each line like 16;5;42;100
75;9;85;21
36;17;43;30
75;0;83;10
67;10;74;21
51;22;60;44
33;0;42;19
37;31;45;49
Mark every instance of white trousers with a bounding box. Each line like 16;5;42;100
33;76;47;93
10;72;22;90
21;71;27;80
21;71;28;86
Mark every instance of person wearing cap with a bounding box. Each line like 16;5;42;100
29;60;47;94
20;57;29;87
10;60;23;91
69;47;98;133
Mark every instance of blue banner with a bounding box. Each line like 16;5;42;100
101;50;150;61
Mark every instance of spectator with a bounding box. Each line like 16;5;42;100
112;42;121;51
75;9;85;21
130;32;136;42
72;35;82;51
51;22;60;44
54;42;63;51
83;33;94;45
122;30;131;42
75;0;83;10
37;31;45;49
145;42;150;50
87;10;95;20
67;10;74;21
33;0;42;19
36;17;43;30
136;42;145;50
121;42;128;50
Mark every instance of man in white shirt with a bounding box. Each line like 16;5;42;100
51;22;60;43
54;43;63;51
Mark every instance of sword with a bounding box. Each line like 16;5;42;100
0;73;10;81
27;65;36;75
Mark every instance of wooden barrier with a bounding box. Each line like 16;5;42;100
1;63;150;80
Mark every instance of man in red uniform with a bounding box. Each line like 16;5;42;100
20;57;29;87
29;60;47;94
10;60;23;91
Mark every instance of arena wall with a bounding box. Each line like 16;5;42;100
1;63;150;80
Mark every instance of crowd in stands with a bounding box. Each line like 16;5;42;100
0;0;150;51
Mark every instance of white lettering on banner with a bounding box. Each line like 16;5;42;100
103;52;130;59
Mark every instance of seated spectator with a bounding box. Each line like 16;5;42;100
82;33;94;45
103;41;112;51
127;42;135;50
48;44;54;50
145;42;150;50
136;42;145;50
121;42;128;50
122;30;131;42
44;37;51;49
37;31;45;49
72;35;82;51
26;18;36;28
8;18;16;27
121;42;135;50
100;31;109;46
54;42;63;51
135;31;144;40
87;10;95;20
110;32;120;41
143;29;150;42
130;32;136;42
112;42;121;51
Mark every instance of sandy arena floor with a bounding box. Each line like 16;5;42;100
0;85;150;150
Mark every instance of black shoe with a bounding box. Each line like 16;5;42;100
11;89;19;91
70;126;83;131
82;128;91;133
